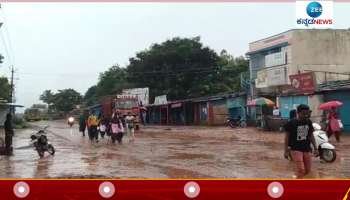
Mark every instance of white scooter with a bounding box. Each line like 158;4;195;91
312;123;337;163
287;123;336;163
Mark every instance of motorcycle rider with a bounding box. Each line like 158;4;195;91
67;116;75;127
284;104;318;178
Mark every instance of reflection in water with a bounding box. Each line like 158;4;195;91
34;157;53;178
82;152;99;173
0;157;14;177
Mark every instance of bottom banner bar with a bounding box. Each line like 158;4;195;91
0;180;349;199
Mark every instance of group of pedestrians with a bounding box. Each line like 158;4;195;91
78;109;136;144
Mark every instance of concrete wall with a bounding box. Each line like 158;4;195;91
290;29;350;84
211;100;228;125
308;94;323;123
248;30;292;52
248;30;292;81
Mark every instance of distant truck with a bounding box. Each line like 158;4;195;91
24;108;43;121
101;94;141;129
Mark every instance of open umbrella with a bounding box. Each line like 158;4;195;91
319;100;343;110
247;97;275;107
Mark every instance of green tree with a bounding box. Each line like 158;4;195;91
214;50;249;93
83;85;98;106
83;37;249;105
40;89;82;114
40;90;55;104
39;90;55;112
83;66;134;106
0;54;4;64
127;36;220;101
96;65;133;97
0;76;10;101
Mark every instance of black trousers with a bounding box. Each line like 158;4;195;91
89;126;98;141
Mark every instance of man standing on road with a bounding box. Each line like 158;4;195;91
125;112;136;142
79;111;87;137
4;113;14;155
284;104;318;179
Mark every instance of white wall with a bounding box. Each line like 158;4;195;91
291;29;350;84
308;94;323;123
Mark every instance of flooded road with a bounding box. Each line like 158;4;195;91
1;120;350;178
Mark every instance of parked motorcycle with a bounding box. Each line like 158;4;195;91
226;117;247;128
287;123;336;163
68;116;75;127
30;126;55;158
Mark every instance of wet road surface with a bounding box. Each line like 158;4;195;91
1;120;350;178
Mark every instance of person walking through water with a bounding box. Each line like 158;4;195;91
284;104;318;179
87;112;99;143
139;101;147;126
4;113;14;155
327;107;341;142
110;112;124;144
125;112;136;142
99;115;108;139
79;111;87;137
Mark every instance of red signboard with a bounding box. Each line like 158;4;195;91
289;72;315;93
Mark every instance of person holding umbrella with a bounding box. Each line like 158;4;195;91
327;107;341;142
319;101;343;143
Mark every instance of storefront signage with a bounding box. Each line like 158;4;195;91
171;103;182;108
267;66;287;86
116;94;137;99
255;70;268;88
289;72;315;93
255;66;287;88
154;95;168;105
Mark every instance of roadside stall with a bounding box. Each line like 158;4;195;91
247;97;276;130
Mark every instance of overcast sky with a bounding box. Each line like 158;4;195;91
0;3;349;111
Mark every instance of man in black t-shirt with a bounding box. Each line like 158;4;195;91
284;104;318;178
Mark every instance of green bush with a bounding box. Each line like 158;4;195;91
13;115;29;129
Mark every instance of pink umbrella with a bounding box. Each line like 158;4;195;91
319;100;343;110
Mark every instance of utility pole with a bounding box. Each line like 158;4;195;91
9;65;14;103
9;65;15;114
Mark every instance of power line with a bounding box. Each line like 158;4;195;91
18;71;101;77
0;28;12;66
0;5;15;67
128;67;241;76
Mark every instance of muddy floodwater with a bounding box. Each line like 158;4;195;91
1;120;350;178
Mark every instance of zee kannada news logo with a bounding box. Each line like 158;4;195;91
297;1;333;27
